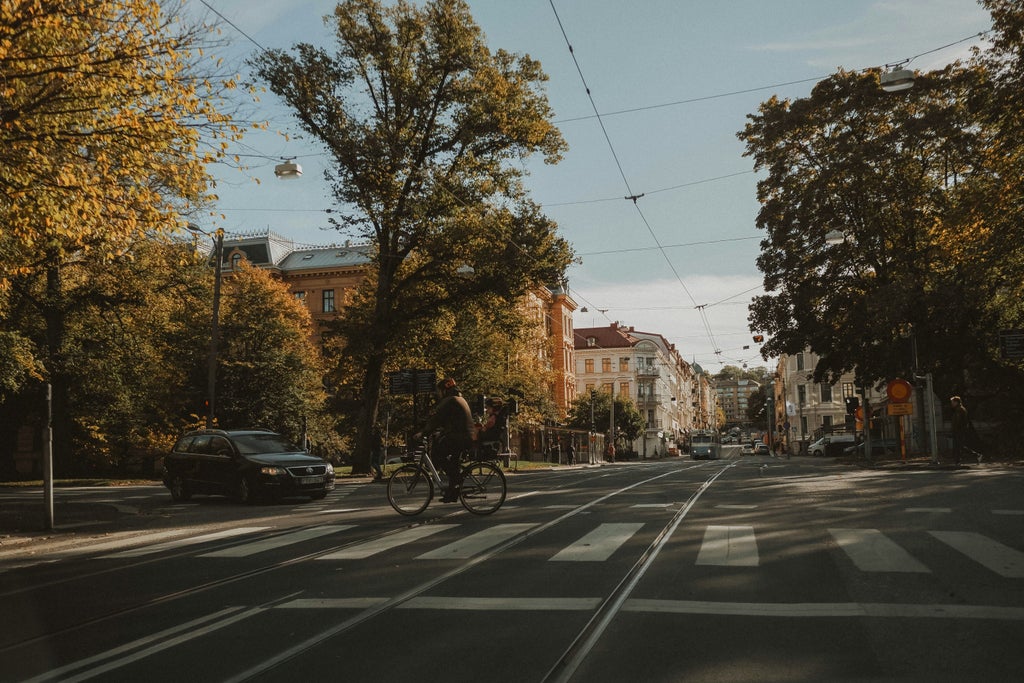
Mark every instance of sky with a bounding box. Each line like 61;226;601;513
190;0;993;374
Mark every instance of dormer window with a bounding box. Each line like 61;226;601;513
230;252;243;269
587;337;596;347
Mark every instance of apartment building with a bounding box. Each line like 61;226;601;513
217;229;577;416
574;323;716;456
715;378;761;426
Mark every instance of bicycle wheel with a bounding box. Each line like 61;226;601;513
387;464;433;515
458;461;506;515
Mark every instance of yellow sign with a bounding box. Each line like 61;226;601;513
888;402;914;416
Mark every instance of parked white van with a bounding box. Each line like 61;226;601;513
808;433;856;457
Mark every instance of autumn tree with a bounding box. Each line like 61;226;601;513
0;0;245;473
565;391;643;445
738;65;993;391
215;262;329;446
252;0;572;472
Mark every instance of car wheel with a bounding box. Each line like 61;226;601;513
235;475;259;505
169;475;192;502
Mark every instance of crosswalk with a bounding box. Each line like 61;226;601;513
92;520;1024;578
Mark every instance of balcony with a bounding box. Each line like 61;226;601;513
636;366;659;377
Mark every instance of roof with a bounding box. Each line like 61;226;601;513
279;244;372;271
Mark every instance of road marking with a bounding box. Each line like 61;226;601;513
100;528;270;558
317;525;457;560
622;599;1024;620
549;523;644;562
632;503;672;508
992;510;1024;516
829;528;929;573
275;597;1024;621
715;504;758;510
929;531;1024;578
819;506;860;512
417;524;536;560
906;507;952;514
200;525;355;558
696;525;759;566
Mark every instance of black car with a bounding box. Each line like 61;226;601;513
163;429;335;504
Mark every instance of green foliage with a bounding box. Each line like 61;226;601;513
252;0;572;470
565;391;643;444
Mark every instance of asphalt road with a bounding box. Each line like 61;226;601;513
2;449;1023;682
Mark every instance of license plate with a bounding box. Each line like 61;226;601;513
298;475;324;485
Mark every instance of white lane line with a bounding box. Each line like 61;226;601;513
716;504;758;510
829;528;929;573
696;525;759;567
416;524;536;560
906;507;952;514
550;523;644;562
317;525;457;560
201;525;355;558
622;599;1024;620
100;527;270;558
993;510;1024;516
929;531;1024;578
275;597;1024;621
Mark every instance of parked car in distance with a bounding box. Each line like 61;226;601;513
808;433;857;457
753;442;771;455
163;429;335;504
740;444;754;455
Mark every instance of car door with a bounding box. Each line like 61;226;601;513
201;435;237;494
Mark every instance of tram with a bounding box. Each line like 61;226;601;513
690;429;722;460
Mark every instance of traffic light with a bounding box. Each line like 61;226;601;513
844;396;860;415
752;334;764;343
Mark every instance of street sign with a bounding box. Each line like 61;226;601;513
999;329;1024;360
888;402;914;416
886;378;913;403
387;369;437;395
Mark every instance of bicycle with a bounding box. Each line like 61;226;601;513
387;438;507;516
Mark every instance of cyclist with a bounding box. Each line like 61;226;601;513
413;377;476;502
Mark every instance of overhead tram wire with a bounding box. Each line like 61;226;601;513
548;0;723;357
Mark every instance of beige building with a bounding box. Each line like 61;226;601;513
715;378;761;426
573;323;716;456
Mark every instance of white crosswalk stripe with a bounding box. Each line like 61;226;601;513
550;523;644;562
100;528;271;559
829;528;929;573
316;525;457;560
929;531;1024;578
417;524;536;560
696;525;759;566
201;525;356;558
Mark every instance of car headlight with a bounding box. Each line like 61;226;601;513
259;466;287;476
325;463;334;476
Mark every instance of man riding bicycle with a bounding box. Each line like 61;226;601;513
413;377;475;502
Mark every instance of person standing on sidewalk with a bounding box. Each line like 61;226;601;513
566;439;576;465
950;396;982;464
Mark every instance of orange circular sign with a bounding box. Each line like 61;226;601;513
887;378;913;403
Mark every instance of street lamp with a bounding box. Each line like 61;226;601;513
880;67;915;93
274;158;302;179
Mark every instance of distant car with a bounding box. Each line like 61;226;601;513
753;443;771;455
808;434;856;457
163;429;335;504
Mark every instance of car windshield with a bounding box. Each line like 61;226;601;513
231;433;303;455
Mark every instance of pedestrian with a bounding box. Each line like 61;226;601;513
566;439;576;465
369;426;384;481
605;440;615;463
950;396;982;464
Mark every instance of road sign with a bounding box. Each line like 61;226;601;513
888;402;914;416
886;378;913;403
999;329;1024;360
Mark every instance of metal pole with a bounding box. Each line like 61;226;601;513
43;382;54;531
206;230;223;429
925;373;939;463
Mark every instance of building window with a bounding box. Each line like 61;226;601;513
323;289;335;313
294;291;306;304
587;337;596;347
584;358;594;373
619;357;629;372
822;415;833;429
796;353;805;371
820;383;833;402
798;385;807;406
619;381;630;397
602;358;612;373
230;252;243;270
842;382;855;399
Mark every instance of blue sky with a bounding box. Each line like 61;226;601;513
193;0;992;373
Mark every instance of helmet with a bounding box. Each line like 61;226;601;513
437;377;457;392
